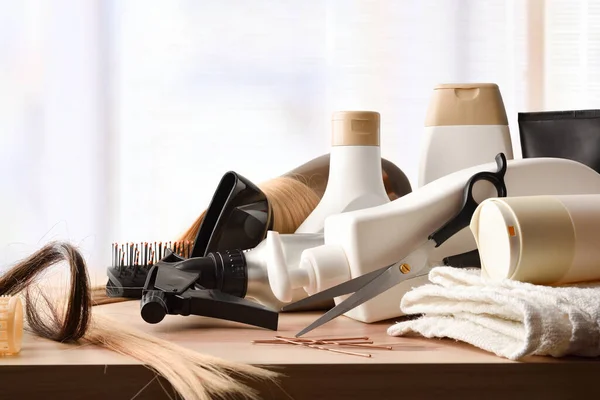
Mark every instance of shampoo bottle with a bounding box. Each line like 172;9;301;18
471;194;600;285
418;83;514;187
268;157;600;322
284;153;411;202
295;111;392;233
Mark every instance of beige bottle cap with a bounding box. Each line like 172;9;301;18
425;83;508;127
331;111;380;146
0;296;23;355
470;196;575;284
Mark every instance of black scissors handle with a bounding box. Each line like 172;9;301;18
429;153;508;247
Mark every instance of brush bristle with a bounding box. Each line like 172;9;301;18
111;240;192;270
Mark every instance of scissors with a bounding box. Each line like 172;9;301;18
282;153;508;337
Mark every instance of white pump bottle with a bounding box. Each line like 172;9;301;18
418;83;514;187
295;111;390;233
269;157;600;322
242;232;324;310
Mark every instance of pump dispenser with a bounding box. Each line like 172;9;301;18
267;231;345;302
244;232;324;308
295;111;391;233
419;83;514;186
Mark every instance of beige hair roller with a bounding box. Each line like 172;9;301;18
0;296;23;355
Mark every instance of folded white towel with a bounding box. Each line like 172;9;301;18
387;266;600;360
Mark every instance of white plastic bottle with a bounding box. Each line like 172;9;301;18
269;157;600;322
295;111;390;233
418;83;514;187
243;231;324;310
471;194;600;285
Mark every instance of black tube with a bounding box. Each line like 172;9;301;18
519;110;600;173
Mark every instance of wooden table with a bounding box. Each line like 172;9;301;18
3;300;599;399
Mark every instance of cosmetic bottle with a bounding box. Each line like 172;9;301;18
418;83;514;186
284;152;411;202
269;157;600;322
471;194;600;285
243;231;324;310
519;109;600;174
295;111;392;233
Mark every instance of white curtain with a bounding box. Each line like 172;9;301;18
0;0;598;273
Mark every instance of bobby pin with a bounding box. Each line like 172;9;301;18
252;339;374;345
274;336;371;358
252;335;394;357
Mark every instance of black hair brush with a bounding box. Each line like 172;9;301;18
106;240;193;298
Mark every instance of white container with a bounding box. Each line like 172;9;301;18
418;83;514;187
278;157;600;323
244;232;323;309
471;194;600;285
295;111;390;233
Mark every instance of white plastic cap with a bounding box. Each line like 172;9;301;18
266;231;313;302
475;200;520;280
298;245;350;295
267;231;296;302
266;231;351;302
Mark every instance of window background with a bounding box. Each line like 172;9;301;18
0;0;597;275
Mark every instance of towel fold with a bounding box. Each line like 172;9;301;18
387;266;600;360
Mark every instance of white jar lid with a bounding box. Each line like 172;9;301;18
476;200;520;280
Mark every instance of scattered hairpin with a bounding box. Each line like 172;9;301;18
251;335;393;358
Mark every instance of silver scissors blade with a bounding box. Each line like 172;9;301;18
293;240;435;337
280;263;392;312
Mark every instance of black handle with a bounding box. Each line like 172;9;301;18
170;290;279;330
443;249;481;269
430;153;508;246
140;290;168;324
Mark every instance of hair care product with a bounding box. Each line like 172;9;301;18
295;111;392;233
285;157;600;323
519;109;600;174
471;194;600;285
244;231;324;309
419;83;513;186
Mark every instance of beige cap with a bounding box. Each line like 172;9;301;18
425;83;508;127
331;111;380;146
0;296;23;355
470;196;575;284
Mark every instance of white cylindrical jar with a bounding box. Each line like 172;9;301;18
471;194;600;285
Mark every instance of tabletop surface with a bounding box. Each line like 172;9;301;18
3;299;591;367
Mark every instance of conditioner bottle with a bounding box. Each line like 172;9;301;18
295;111;394;233
419;83;513;186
